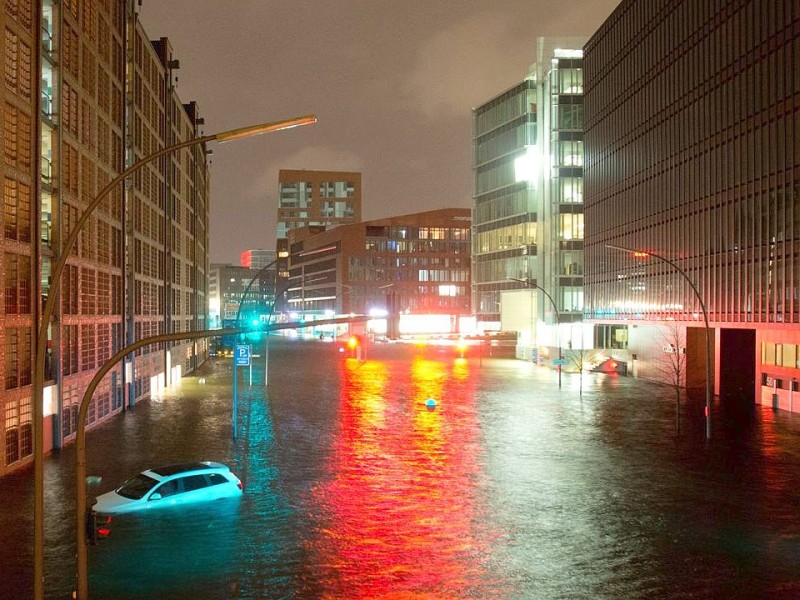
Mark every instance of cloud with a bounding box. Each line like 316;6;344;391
401;12;536;118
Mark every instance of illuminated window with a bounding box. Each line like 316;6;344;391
559;214;584;241
558;67;583;94
555;140;583;166
558;177;583;203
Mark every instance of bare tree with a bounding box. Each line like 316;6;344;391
565;347;603;396
652;322;687;432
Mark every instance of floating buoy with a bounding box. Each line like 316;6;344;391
425;398;437;411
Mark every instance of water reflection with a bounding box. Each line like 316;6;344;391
5;341;800;598
89;500;242;599
304;355;508;598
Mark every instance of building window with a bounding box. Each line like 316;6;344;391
558;67;583;94
554;140;583;166
81;324;95;371
4;252;31;314
557;177;583;204
62;325;78;376
319;181;354;198
5;398;33;465
560;286;583;312
4;178;31;242
594;324;628;350
4;327;31;389
557;104;584;130
5;0;34;29
559;214;584;241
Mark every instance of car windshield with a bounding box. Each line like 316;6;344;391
116;473;158;499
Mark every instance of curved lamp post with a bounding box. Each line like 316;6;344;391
232;258;278;439
509;277;562;389
605;244;712;439
76;313;368;600
33;114;316;600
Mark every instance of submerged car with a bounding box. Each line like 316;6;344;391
93;461;243;515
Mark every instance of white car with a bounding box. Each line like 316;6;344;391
93;461;243;515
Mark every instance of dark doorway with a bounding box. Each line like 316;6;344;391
686;326;715;392
719;328;756;409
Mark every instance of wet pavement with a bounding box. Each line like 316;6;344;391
2;337;800;599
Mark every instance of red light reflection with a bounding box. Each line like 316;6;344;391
303;356;507;597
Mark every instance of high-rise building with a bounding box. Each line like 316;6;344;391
0;2;210;476
472;38;586;358
275;169;361;310
583;0;800;409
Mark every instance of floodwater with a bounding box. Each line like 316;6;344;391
2;338;800;599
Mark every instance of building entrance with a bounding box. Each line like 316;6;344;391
719;328;756;410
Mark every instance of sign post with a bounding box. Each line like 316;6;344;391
232;345;251;439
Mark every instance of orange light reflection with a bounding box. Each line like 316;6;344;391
304;355;506;598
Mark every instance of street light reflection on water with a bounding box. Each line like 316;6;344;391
304;355;506;598
5;339;800;598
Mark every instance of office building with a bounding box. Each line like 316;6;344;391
583;0;799;409
240;249;276;270
287;208;471;337
208;263;276;330
0;2;210;476
472;38;587;359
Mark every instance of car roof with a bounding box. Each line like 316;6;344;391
147;461;228;477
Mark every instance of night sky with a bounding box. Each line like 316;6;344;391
138;0;620;263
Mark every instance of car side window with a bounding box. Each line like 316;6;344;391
151;480;178;499
207;473;227;486
181;474;209;492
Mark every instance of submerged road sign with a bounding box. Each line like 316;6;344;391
235;345;251;367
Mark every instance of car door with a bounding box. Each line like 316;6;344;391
147;479;180;509
174;474;211;506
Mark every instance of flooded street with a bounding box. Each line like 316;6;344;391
2;338;800;598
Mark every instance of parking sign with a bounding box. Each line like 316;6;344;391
235;345;251;367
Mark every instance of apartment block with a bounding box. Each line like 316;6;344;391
0;1;210;476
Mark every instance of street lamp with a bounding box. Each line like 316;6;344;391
76;313;367;599
509;277;562;389
33;114;316;600
232;258;278;439
605;244;712;439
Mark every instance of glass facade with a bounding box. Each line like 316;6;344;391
472;40;586;331
584;0;799;324
583;0;800;407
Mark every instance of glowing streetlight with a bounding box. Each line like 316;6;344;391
605;244;712;439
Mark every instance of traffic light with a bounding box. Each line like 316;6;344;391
342;335;362;359
86;509;111;545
